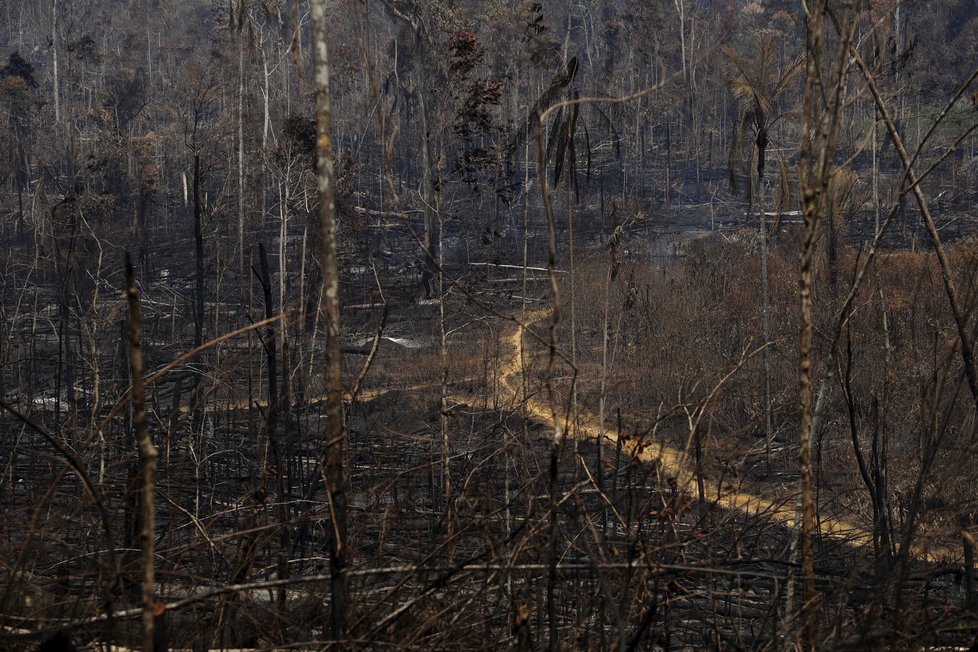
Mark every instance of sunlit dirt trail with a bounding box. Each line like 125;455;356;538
199;308;945;560
484;311;964;562
490;308;876;549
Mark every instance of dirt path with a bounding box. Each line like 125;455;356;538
493;309;875;548
489;311;966;562
216;306;945;560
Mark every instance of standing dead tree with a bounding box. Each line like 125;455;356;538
125;252;158;652
797;1;858;647
310;0;348;644
725;36;803;473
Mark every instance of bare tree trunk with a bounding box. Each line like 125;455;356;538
566;164;579;449
759;175;772;475
852;45;978;409
192;154;206;437
965;531;977;613
193;154;205;350
257;242;289;613
51;0;59;126
310;0;348;643
262;56;271;152
126;253;157;652
798;7;827;648
872;105;880;236
673;0;687;83
438;178;452;542
415;32;438;300
798;4;857;646
238;25;246;301
798;85;820;652
537;110;571;652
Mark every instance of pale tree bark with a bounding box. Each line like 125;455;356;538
310;0;348;643
673;0;687;83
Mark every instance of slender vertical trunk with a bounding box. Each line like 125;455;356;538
798;180;818;651
257;242;289;611
238;30;246;297
145;21;152;86
674;0;687;83
798;4;841;645
664;123;671;207
598;265;613;395
52;0;60;126
56;297;63;415
137;192;149;278
193;155;205;350
262;57;271;152
759;173;772;475
278;179;292;508
438;183;451;542
612;407;623;509
17;184;23;231
872;107;880;236
566;169;578;448
126;253;157;652
598;246;613;531
310;1;348;643
828;201;838;291
415;38;438;298
192;155;206;437
965;531;977;613
537;111;568;652
279;180;288;343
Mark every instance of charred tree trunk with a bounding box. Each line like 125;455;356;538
256;241;290;613
192;154;205;435
193;154;205;351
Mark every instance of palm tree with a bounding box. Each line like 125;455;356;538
724;35;803;472
725;35;803;212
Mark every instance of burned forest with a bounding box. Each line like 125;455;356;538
4;0;978;649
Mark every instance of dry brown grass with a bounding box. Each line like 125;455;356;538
555;232;978;554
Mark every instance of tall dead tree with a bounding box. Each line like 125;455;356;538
125;253;157;652
377;0;439;300
310;0;348;644
725;36;803;473
798;1;857;646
